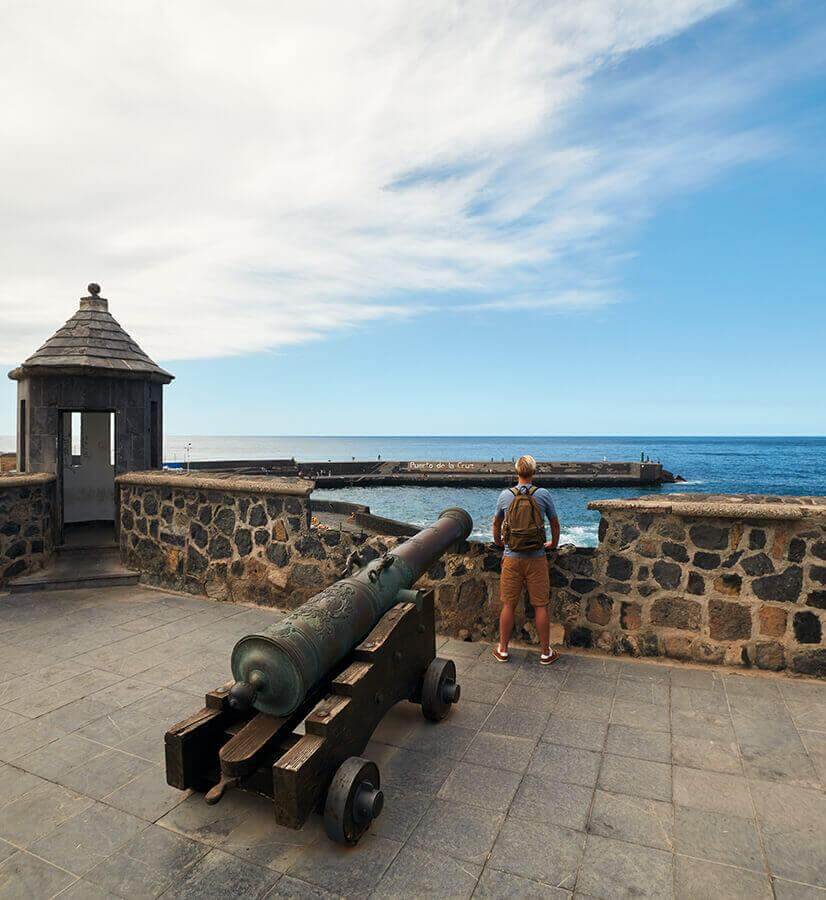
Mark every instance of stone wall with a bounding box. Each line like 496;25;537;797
575;495;826;676
0;474;56;585
115;477;826;677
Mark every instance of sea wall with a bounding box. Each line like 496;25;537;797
579;495;826;676
0;474;56;585
115;476;826;677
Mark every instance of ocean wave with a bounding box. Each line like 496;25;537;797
468;521;599;547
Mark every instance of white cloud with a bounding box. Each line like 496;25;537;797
0;0;791;365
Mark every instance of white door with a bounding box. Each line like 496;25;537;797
63;411;115;523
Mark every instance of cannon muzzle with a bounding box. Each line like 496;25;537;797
229;507;472;716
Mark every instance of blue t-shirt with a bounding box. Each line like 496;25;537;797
495;485;558;558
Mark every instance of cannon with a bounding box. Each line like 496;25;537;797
164;507;472;845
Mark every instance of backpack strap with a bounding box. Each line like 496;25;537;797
509;487;519;497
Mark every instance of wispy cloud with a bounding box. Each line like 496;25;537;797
0;0;816;364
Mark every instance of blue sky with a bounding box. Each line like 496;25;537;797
1;1;825;438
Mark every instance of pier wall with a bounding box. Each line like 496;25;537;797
0;474;56;585
114;474;826;677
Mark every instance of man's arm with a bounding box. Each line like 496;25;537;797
493;512;504;548
545;516;560;551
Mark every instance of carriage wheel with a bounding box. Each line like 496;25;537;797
323;757;383;845
421;657;461;722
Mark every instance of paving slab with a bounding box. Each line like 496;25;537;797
605;724;671;763
674;855;772;899
543;715;608;752
463;731;537;774
509;775;592;831
84;824;209;899
374;844;481;899
528;742;601;787
408;798;504;866
437;761;521;812
598;754;672;802
488;818;584;889
473;867;571;898
588;789;674;851
0;850;76;899
166;847;280;899
673;805;764;871
576;833;673;899
751;778;826;887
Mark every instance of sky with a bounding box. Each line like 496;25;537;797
1;0;825;438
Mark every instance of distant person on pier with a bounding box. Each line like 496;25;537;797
492;455;560;665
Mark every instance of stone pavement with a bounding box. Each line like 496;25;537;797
0;586;825;899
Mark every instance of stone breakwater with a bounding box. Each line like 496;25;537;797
0;474;55;584
111;473;826;677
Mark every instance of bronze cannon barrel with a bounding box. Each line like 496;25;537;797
229;507;473;716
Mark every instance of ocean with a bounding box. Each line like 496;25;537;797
3;434;823;546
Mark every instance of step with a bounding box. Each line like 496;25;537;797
9;570;139;594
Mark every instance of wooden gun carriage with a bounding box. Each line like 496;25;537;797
165;509;471;845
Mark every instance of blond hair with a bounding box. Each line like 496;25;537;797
515;455;537;478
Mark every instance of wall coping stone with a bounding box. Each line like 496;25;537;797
116;470;314;497
0;473;56;488
588;492;826;520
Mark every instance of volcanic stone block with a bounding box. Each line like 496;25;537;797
187;546;208;576
754;641;785;671
637;539;658;558
693;552;720;571
235;528;253;557
812;566;826;585
790;649;826;677
620;601;641;631
812;541;826;560
254;528;269;546
758;605;787;637
721;550;743;569
606;556;632;581
793;611;822;644
808;591;826;610
662;541;689;563
708;599;752;641
569;626;593;648
712;574;742;596
748;529;766;550
663;635;692;660
571;577;598;595
692;640;725;665
690;524;729;550
788;538;806;563
249;504;267;527
272;520;288;542
190;522;208;548
650;597;701;631
143;493;158;516
587;595;613;626
621;524;640;544
294;534;325;560
208;535;232;560
687;572;705;595
214;508;236;536
752;566;803;602
741;553;774;576
652;560;682;590
265;542;289;566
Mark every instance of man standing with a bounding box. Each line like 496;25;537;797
492;455;561;664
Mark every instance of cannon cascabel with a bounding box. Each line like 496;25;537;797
229;507;473;717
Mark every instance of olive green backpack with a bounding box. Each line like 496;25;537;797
502;486;546;552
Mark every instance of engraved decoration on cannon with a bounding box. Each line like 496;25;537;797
164;507;472;845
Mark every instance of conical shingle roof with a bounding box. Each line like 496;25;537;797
9;285;174;384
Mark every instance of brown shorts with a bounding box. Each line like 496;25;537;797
500;556;550;608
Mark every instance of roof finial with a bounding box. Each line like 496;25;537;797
87;283;101;296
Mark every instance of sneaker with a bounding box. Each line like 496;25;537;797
492;645;510;663
539;649;560;666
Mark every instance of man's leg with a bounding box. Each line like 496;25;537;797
498;557;522;653
499;602;515;653
534;604;551;654
525;557;552;654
